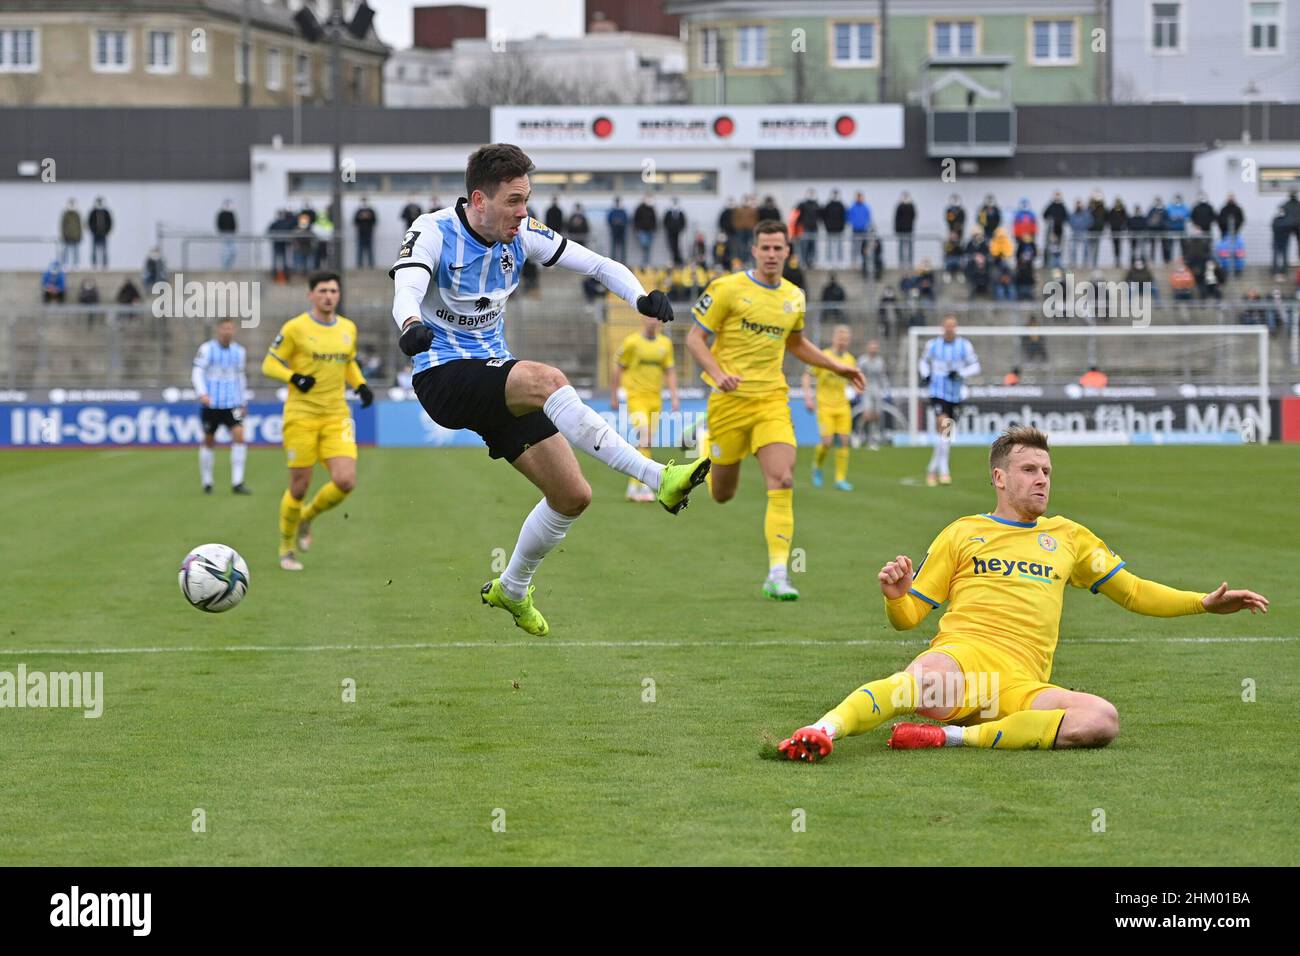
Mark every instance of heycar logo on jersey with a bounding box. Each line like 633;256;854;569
972;556;1055;582
311;352;350;363
741;317;785;337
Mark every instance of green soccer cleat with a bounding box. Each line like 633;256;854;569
763;575;800;601
656;458;711;515
481;578;549;637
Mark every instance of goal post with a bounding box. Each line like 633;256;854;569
904;325;1272;446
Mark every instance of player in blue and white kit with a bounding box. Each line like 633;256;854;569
919;314;980;486
192;317;251;494
390;144;710;637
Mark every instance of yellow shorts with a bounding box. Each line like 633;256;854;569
283;413;356;468
626;392;662;448
920;639;1063;726
706;391;795;466
816;405;852;437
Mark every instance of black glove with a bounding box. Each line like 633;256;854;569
947;370;962;382
920;375;931;387
399;322;433;357
356;384;374;408
290;373;315;393
636;290;674;323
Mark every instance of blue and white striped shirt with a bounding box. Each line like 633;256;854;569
390;198;647;373
192;340;247;409
919;335;980;403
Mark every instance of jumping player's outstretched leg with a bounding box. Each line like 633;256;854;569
505;361;708;514
481;433;589;637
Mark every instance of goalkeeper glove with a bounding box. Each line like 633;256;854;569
290;373;315;393
399;322;433;357
356;384;374;408
947;370;962;382
636;290;674;323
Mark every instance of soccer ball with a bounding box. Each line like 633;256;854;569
179;543;250;613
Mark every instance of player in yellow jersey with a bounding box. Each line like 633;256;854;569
686;221;864;601
800;323;856;491
778;425;1269;759
261;272;373;571
612;314;679;501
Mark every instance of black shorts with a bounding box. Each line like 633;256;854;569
201;406;242;434
930;399;961;420
413;358;558;463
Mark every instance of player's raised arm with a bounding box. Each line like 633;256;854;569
520;221;671;322
390;219;442;355
786;331;866;391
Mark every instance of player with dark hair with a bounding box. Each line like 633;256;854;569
391;144;709;636
262;271;374;571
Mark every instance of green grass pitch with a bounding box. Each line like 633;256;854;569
1;443;1295;866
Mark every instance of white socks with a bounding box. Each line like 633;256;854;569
543;385;663;490
501;498;578;601
928;434;951;475
943;725;965;747
231;443;247;485
199;446;214;485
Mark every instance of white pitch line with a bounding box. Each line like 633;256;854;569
1;636;1294;656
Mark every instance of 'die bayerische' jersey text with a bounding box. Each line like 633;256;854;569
390;198;647;373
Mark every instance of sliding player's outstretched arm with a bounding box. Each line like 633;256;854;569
1096;568;1269;616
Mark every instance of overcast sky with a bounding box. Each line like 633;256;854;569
371;0;585;50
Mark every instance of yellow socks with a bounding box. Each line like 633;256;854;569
764;488;794;573
278;490;302;556
961;709;1065;749
299;481;347;523
813;444;828;469
818;672;918;738
834;446;849;483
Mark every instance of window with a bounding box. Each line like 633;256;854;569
266;47;282;90
235;39;254;84
92;29;130;72
1030;19;1076;64
832;22;877;66
699;27;718;69
1151;2;1183;52
1249;1;1284;52
189;30;209;75
145;30;176;73
295;52;312;94
933;19;977;56
735;25;767;67
0;28;39;72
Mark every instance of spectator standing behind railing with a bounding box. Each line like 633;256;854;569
976;194;1001;237
1012;199;1037;259
267;209;295;281
217;199;237;270
314;209;334;269
1127;204;1149;265
757;195;782;224
88;197;112;270
945;194;966;241
42;260;67;303
894;192;916;271
821;272;846;323
633;195;657;266
607;196;628;262
354;198;377;269
1106;197;1127;266
400;196;422;230
663;197;686;267
822;189;846;268
1166;193;1189;259
1147;197;1171;264
864;227;883;281
732;195;758;265
783;251;807;291
1190;193;1216;237
1067;200;1089;267
797;190;821;267
567;203;591;249
1272;204;1292;279
1219;194;1245;238
1170;259;1195;300
1283;190;1300;264
848;192;871;275
60;198;82;267
1086;191;1106;267
1042;192;1067;267
544;196;565;234
143;247;168;288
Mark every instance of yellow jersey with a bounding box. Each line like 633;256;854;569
691;270;806;398
901;513;1126;680
617;331;674;398
813;348;856;410
264;312;362;419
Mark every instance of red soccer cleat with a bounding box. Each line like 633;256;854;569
778;727;834;762
887;722;947;749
